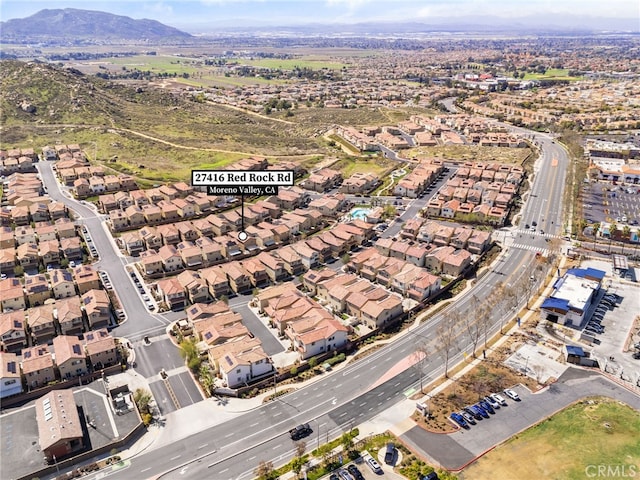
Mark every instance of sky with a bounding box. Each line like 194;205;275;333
0;0;638;31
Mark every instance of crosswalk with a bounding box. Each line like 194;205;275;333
509;242;550;257
512;229;558;240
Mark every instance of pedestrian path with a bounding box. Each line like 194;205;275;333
509;242;549;256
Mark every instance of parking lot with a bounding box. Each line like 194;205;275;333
581;181;640;225
400;367;640;470
579;260;640;385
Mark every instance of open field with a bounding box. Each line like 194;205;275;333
461;397;640;480
332;156;396;178
522;68;583;81
406;145;533;164
235;56;347;70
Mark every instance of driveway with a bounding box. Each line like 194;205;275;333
228;293;284;356
400;367;640;470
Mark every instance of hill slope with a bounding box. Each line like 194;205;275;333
0;8;192;43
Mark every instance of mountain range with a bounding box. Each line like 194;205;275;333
0;8;192;44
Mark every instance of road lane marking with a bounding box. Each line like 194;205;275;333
197;444;208;450
171;455;181;460
250;422;259;427
141;468;151;473
339;412;347;417
272;444;282;450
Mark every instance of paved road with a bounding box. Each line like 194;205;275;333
401;367;640;469
228;293;284;356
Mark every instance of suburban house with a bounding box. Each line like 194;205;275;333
53;335;88;379
0;310;28;353
287;317;349;360
83;328;118;369
0;351;23;398
81;289;111;330
72;266;100;295
0;278;26;312
156;277;186;310
21;345;56;389
55;296;84;336
208;336;273;388
27;304;57;345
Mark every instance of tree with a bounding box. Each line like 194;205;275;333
295;440;307;458
411;340;429;393
291;456;306;478
133;388;152;415
463;297;483;358
308;357;318;370
179;338;201;372
340;432;353;454
437;309;459;378
254;460;276;480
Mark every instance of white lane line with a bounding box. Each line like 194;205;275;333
273;412;282;417
170;455;181;460
250;422;259;427
141;468;151;473
272;444;282;450
197;443;208;450
339;412;347;417
220;468;229;473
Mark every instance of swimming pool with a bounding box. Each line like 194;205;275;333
349;207;371;220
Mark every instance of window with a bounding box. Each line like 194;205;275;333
4;379;16;385
236;369;241;373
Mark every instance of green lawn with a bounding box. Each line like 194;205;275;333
462;397;640;480
236;57;347;70
523;68;583;81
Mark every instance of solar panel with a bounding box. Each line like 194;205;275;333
13;320;21;329
7;361;16;374
72;344;81;355
23;351;32;359
225;355;233;366
204;332;212;340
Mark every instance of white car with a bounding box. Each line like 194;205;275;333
366;457;382;474
504;388;521;401
490;393;507;406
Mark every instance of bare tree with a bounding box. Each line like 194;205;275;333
254;460;276;480
295;441;306;458
437;309;460;378
463;301;482;358
411;340;430;393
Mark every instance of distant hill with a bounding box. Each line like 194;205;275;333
0;59;183;127
0;8;192;44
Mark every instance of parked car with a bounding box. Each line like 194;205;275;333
490;393;507;406
338;469;354;480
473;404;490;418
347;464;364;480
450;412;469;429
478;399;495;414
504;389;521;401
384;443;396;465
464;406;483;421
484;396;501;410
330;474;339;480
366;456;383;474
460;410;476;425
420;473;439;480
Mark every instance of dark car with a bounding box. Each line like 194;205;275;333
289;423;312;440
330;475;339;480
478;400;495;414
420;472;439;480
464;406;483;421
384;443;396;465
450;412;469;429
347;464;364;480
473;403;490;418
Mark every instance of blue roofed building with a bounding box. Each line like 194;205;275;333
540;268;605;327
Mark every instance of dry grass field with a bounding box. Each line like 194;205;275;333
407;145;533;165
